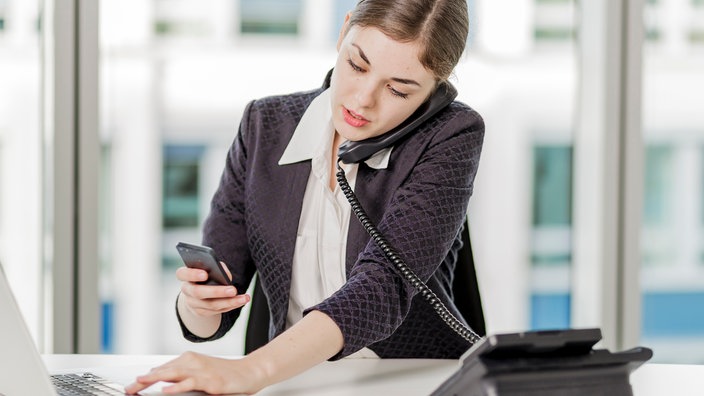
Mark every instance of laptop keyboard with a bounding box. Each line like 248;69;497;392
51;372;124;395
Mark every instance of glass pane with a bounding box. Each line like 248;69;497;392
640;0;704;364
162;145;203;229
98;0;579;353
240;0;302;35
0;0;44;346
463;0;577;333
99;0;335;354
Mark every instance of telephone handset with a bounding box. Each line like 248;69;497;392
338;80;457;164
332;70;652;395
334;77;482;345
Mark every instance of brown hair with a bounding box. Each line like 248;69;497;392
346;0;469;81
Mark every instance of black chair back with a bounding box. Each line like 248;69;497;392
453;219;486;337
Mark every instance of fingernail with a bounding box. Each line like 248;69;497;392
226;287;237;296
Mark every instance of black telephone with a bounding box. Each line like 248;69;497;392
431;328;653;396
338;80;457;164
332;72;653;396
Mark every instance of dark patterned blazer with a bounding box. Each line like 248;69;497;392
178;85;485;359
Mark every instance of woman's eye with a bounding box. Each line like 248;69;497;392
347;58;363;72
389;87;409;99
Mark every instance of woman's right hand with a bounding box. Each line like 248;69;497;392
176;263;250;319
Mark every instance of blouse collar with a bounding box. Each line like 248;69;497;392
278;89;392;169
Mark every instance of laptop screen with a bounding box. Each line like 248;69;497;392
0;263;57;395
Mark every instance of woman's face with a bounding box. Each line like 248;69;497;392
330;24;437;142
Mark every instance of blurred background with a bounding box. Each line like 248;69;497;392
1;0;703;363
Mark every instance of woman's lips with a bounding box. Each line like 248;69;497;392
342;107;370;128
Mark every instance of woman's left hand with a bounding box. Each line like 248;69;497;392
124;351;267;395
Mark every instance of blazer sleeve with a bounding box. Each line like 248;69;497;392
176;101;258;342
306;106;485;359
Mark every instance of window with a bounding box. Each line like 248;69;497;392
640;0;704;356
152;0;225;39
154;20;210;37
640;143;704;361
162;145;203;229
643;0;660;43
240;0;302;35
530;145;573;330
0;0;43;347
691;0;704;44
643;146;674;225
641;145;675;267
690;30;704;44
0;0;6;32
0;0;5;27
534;0;576;44
701;147;704;266
28;0;703;364
532;145;573;229
333;0;358;42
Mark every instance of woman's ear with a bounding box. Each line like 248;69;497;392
336;12;352;51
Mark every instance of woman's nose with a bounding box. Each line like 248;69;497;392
355;81;377;109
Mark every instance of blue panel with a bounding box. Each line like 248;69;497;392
530;293;570;330
101;301;114;353
642;292;704;337
529;291;704;337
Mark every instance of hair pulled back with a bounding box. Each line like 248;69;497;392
347;0;469;81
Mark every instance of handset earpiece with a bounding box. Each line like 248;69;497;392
337;81;458;164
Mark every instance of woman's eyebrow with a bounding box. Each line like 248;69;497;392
391;77;421;87
351;43;371;65
351;43;421;87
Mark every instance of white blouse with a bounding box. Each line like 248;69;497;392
278;89;391;358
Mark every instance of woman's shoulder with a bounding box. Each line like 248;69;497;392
446;100;484;129
415;100;484;146
246;88;325;119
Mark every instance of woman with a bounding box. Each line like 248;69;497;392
127;0;484;394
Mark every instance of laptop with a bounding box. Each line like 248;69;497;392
0;262;125;395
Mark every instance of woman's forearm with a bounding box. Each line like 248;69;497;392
245;310;344;388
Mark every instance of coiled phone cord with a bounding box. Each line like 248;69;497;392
336;161;483;345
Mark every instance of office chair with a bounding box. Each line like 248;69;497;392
244;218;486;354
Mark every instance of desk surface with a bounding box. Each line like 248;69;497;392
45;354;704;396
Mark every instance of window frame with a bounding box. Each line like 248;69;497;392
46;0;647;353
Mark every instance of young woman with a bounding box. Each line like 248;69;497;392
127;0;484;394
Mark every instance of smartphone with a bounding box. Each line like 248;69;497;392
175;242;230;286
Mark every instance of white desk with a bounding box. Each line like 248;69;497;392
44;354;704;395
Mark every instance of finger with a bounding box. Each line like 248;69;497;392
181;282;239;300
220;262;233;282
124;380;150;394
186;294;251;316
125;368;173;395
176;266;208;283
162;377;199;394
134;366;185;386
